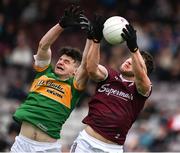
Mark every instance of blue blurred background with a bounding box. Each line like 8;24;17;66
0;0;180;152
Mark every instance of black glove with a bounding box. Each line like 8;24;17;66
79;15;94;39
91;15;106;43
59;5;83;28
121;24;138;53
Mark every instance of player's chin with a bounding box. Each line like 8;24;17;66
122;71;134;77
120;67;127;73
55;69;63;76
120;67;131;74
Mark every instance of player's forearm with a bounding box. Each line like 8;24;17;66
75;39;92;88
131;49;147;80
38;24;63;51
81;39;93;67
86;43;100;73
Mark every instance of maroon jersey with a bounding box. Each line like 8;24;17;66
83;67;151;145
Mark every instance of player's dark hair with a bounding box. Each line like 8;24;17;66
140;51;154;75
59;47;82;66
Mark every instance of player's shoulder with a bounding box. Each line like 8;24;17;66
104;66;119;77
96;65;120;84
34;65;54;78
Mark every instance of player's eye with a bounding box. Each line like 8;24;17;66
64;59;70;64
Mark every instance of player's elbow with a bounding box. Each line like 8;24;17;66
86;63;96;73
86;64;97;77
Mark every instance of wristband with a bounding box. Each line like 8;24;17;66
93;39;100;43
131;47;138;53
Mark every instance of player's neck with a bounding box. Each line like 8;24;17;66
58;74;71;81
121;74;134;82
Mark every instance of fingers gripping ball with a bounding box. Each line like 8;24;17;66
103;16;129;45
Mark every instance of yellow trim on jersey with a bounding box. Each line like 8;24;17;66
30;75;72;108
33;64;49;72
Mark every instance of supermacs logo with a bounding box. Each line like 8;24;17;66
98;84;133;101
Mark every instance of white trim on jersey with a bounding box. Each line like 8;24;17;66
34;55;51;68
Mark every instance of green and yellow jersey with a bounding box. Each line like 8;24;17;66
13;65;83;139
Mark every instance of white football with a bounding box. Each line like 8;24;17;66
103;16;129;45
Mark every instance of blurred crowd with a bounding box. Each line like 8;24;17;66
0;0;180;152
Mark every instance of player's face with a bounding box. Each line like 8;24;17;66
119;58;134;77
55;55;78;78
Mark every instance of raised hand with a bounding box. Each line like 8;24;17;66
121;24;138;52
91;15;106;43
59;5;83;28
79;14;94;39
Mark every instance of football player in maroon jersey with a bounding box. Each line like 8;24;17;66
71;15;154;153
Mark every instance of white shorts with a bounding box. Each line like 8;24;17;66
11;134;62;153
70;130;123;153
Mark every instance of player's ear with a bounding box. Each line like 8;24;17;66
73;68;77;76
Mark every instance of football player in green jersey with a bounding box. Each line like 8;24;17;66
11;5;92;153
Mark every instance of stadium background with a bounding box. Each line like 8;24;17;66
0;0;180;152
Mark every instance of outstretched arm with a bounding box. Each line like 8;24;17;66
86;42;108;82
75;38;92;90
75;15;94;89
131;49;151;96
35;5;83;67
121;24;152;96
35;24;63;65
86;15;108;82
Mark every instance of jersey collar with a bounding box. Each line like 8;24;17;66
120;74;134;82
